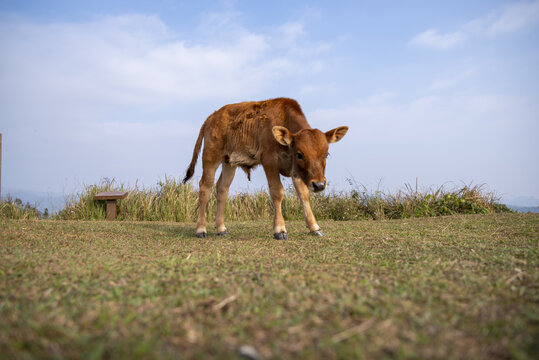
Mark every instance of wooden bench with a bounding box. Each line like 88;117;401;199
95;191;128;221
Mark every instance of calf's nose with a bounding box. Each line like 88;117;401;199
312;181;326;192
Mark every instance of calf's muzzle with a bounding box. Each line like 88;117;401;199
312;181;327;193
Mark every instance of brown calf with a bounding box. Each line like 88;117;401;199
182;98;348;239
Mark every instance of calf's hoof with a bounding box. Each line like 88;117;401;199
311;230;324;237
218;231;229;236
274;231;287;240
196;232;207;238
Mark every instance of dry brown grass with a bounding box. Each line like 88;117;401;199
1;213;537;359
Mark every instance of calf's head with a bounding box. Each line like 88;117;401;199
272;126;348;192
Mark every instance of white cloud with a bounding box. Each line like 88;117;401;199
279;22;306;43
487;0;539;34
409;28;466;50
307;90;538;196
0;12;333;192
410;1;539;50
429;69;474;90
0;13;328;108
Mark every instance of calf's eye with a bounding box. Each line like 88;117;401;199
296;152;304;160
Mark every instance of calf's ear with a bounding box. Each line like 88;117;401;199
325;126;349;143
272;126;293;146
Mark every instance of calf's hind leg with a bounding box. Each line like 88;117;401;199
215;163;236;235
196;158;219;238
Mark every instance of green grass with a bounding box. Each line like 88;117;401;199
1;213;537;359
53;178;511;222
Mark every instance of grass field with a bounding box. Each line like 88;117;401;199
1;214;537;359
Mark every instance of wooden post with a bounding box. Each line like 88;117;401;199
0;133;2;199
106;200;117;221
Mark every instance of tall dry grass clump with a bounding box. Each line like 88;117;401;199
0;197;42;219
54;177;510;222
57;177;199;221
359;182;509;219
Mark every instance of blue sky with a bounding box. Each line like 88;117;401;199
1;0;538;206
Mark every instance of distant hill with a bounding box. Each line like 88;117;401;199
1;189;66;213
506;205;539;213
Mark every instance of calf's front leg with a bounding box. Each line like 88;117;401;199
263;164;287;240
292;176;323;236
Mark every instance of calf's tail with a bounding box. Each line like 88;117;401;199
182;123;205;184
